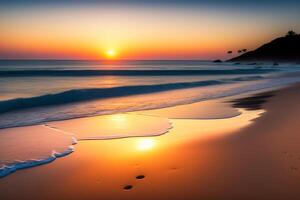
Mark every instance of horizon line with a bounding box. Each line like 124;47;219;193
0;59;216;62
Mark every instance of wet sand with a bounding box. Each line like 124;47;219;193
1;84;300;200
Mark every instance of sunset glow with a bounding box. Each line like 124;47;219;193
0;2;300;60
1;1;300;200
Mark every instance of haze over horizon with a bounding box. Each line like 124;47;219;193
1;0;300;60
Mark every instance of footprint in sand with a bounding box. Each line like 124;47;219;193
123;175;146;191
123;185;133;190
290;167;298;171
136;175;145;180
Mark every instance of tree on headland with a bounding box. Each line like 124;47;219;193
229;30;300;62
286;30;297;37
236;49;247;54
227;51;232;54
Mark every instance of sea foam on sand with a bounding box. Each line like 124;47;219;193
0;125;76;177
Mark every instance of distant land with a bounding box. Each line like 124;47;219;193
229;31;300;63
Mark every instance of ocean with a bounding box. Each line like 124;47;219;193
1;60;300;129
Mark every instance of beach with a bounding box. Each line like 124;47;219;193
1;83;300;200
1;1;300;199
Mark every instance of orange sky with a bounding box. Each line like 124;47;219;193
0;4;299;60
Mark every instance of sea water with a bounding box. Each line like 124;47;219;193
1;60;300;128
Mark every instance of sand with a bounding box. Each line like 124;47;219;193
1;84;300;200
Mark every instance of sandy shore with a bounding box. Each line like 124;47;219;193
1;84;300;200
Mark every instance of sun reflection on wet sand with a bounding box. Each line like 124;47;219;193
137;139;155;151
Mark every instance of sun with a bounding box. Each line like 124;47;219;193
106;49;117;58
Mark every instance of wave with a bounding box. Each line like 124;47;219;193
0;68;278;77
0;76;264;114
0;138;76;178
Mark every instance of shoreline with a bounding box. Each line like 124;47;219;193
1;83;300;199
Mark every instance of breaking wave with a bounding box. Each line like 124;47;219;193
0;76;263;113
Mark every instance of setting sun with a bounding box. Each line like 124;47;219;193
106;49;117;58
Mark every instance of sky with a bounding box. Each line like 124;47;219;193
0;0;300;60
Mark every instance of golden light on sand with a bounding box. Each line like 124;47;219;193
137;139;155;151
106;49;116;58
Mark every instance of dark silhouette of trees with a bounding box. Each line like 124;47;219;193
286;30;296;37
230;31;300;62
236;49;247;54
227;51;232;54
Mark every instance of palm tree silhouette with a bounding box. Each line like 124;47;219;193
286;30;296;37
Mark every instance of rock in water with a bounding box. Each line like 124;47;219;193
213;59;222;63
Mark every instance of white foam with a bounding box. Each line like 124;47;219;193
0;146;74;178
